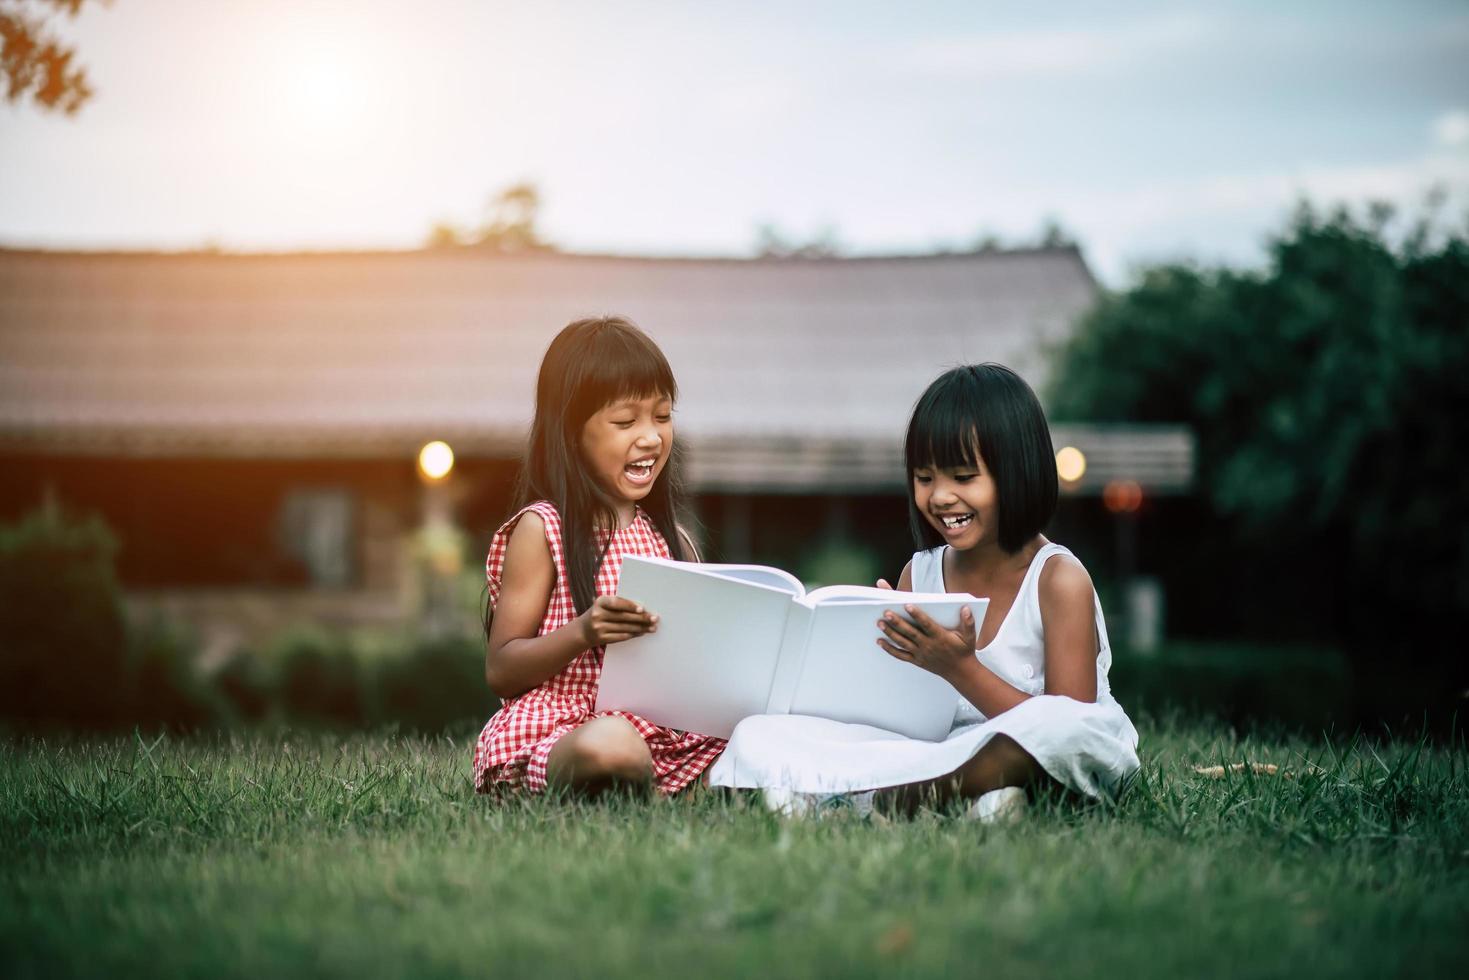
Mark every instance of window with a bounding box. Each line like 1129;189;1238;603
278;489;354;587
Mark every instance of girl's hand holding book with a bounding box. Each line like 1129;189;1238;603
579;595;659;647
877;605;978;683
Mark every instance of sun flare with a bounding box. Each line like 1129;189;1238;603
295;59;354;121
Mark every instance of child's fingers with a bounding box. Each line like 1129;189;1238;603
601;609;656;626
959;606;978;643
876;578;893;590
598;596;646;614
601;626;654;644
902;605;939;636
879;614;918;646
598;618;656;638
876;637;915;662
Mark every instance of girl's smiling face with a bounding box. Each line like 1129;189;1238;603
580;393;673;511
913;454;999;551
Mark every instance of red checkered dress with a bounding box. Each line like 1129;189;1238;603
472;500;727;795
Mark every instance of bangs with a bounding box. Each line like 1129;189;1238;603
905;373;986;473
903;363;1059;554
516;313;692;618
559;317;679;425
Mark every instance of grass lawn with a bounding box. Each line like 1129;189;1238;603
2;719;1467;979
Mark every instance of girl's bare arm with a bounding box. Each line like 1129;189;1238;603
1035;555;1100;703
484;514;655;699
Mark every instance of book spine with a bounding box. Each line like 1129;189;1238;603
764;603;815;715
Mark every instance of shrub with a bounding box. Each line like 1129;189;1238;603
122;614;221;732
270;628;368;729
372;634;497;734
1111;642;1353;735
0;503;130;731
213;649;274;725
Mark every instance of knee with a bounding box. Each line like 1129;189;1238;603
568;722;654;783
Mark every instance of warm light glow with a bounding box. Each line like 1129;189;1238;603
295;60;354;121
1056;446;1087;483
1103;479;1144;514
261;21;380;152
418;440;454;480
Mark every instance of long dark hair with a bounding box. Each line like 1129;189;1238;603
905;364;1058;554
511;315;692;617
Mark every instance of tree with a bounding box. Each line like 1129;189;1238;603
422;182;553;252
1037;217;1076;249
1;0;109;115
753;222;842;259
423;220;463;249
966;220;1077;254
476;181;546;251
1047;200;1469;723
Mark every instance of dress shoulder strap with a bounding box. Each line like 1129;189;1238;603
908;546;948;593
1023;541;1071;589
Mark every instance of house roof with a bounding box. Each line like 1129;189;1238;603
0;247;1192;493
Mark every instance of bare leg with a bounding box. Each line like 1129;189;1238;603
544;716;655;798
878;734;1048;816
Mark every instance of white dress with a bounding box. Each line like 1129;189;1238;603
706;542;1141;799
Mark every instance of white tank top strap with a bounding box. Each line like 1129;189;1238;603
1019;542;1071;599
1024;542;1115;677
909;546;946;593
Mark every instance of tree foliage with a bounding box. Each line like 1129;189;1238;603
477;181;545;251
1048;201;1469;718
424;181;551;251
0;0;109;115
754;222;843;259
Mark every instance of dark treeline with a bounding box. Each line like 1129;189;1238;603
1048;200;1469;728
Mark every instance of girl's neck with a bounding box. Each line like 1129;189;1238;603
948;534;1047;581
600;500;637;530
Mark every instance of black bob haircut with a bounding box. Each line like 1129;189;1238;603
905;363;1058;554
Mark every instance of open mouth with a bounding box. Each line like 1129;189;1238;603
937;513;974;531
624;458;657;484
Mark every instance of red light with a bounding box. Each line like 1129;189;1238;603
1103;480;1143;514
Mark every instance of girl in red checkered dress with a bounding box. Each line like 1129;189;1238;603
472;316;726;796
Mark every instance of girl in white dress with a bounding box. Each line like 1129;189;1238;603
707;364;1140;815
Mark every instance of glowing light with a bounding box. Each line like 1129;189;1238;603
1056;446;1087;483
296;60;353;120
418;440;454;480
1103;480;1144;514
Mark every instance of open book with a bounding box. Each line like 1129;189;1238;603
594;556;988;741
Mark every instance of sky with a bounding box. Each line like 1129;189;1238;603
1;0;1466;284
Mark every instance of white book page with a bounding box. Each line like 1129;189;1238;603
694;562;805;596
765;604;814;716
596;556;795;739
787;595;988;742
804;585;965;605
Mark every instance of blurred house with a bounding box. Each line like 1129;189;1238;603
0;247;1191;652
